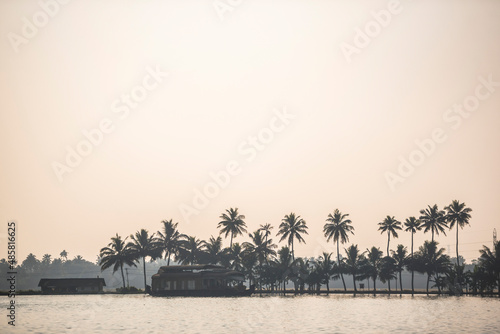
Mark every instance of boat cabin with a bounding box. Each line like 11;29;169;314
38;278;106;294
151;264;250;296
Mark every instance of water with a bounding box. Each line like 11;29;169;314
2;294;499;333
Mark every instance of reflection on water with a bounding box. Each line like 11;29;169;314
2;294;499;333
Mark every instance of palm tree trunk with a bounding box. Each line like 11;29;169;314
353;274;357;292
387;232;390;257
411;232;414;296
291;239;295;261
143;256;147;290
120;264;126;289
167;251;171;266
456;225;460;267
426;274;430;295
373;277;376;293
338;241;346;291
230;233;233;249
431;229;434;242
399;271;403;293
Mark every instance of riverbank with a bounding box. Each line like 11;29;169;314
2;289;498;296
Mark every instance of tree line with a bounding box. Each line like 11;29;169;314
97;200;499;296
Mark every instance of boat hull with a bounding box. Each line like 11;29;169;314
149;289;253;297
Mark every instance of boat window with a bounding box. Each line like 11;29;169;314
187;280;195;290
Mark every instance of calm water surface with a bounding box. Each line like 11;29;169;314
2;294;499;333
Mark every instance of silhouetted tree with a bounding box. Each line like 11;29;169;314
479;241;500;295
391;244;408;293
157;219;184;266
366;246;383;293
344;245;366;292
129;229;162;290
99;234;136;289
404;216;421;295
217;208;247;249
177;236;206;265
277;213;308;261
419;205;447;242
324;209;354;291
445;200;472;267
378;216;402;256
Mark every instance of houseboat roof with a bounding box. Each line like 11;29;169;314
38;278;106;287
153;265;245;281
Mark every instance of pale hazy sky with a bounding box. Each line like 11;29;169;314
1;0;499;263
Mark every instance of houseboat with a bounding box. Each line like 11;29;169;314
150;264;254;297
38;278;106;294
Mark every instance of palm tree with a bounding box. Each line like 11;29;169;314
273;246;295;292
404;216;421;295
227;243;244;272
60;250;68;262
129;229;162;290
479;241;500;294
259;223;274;264
391;244;408;293
177;236;206;265
445;200;472;267
366;246;383;293
379;256;397;292
317;252;336;292
244;230;277;266
419;204;448;242
217;208;247;249
259;224;273;253
99;234;137;289
324;209;354;291
344;245;366;292
157;219;184;266
412;241;451;294
243;230;277;289
203;235;225;265
378;216;402;256
276;213;308;261
41;254;52;266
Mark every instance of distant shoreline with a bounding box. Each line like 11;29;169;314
1;289;498;297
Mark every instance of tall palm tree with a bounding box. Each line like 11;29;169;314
99;234;137;289
276;213;308;261
177;236;206;265
479;241;500;294
217;208;247;249
404;216;421;295
366;246;383;293
445;200;472;266
419;204;448;242
391;244;408;293
378;216;402;256
344;245;366;292
324;209;354;291
157;219;184;266
129;229;162;290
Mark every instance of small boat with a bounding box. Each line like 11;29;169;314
149;264;254;297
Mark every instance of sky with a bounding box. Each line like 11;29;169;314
0;0;499;264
